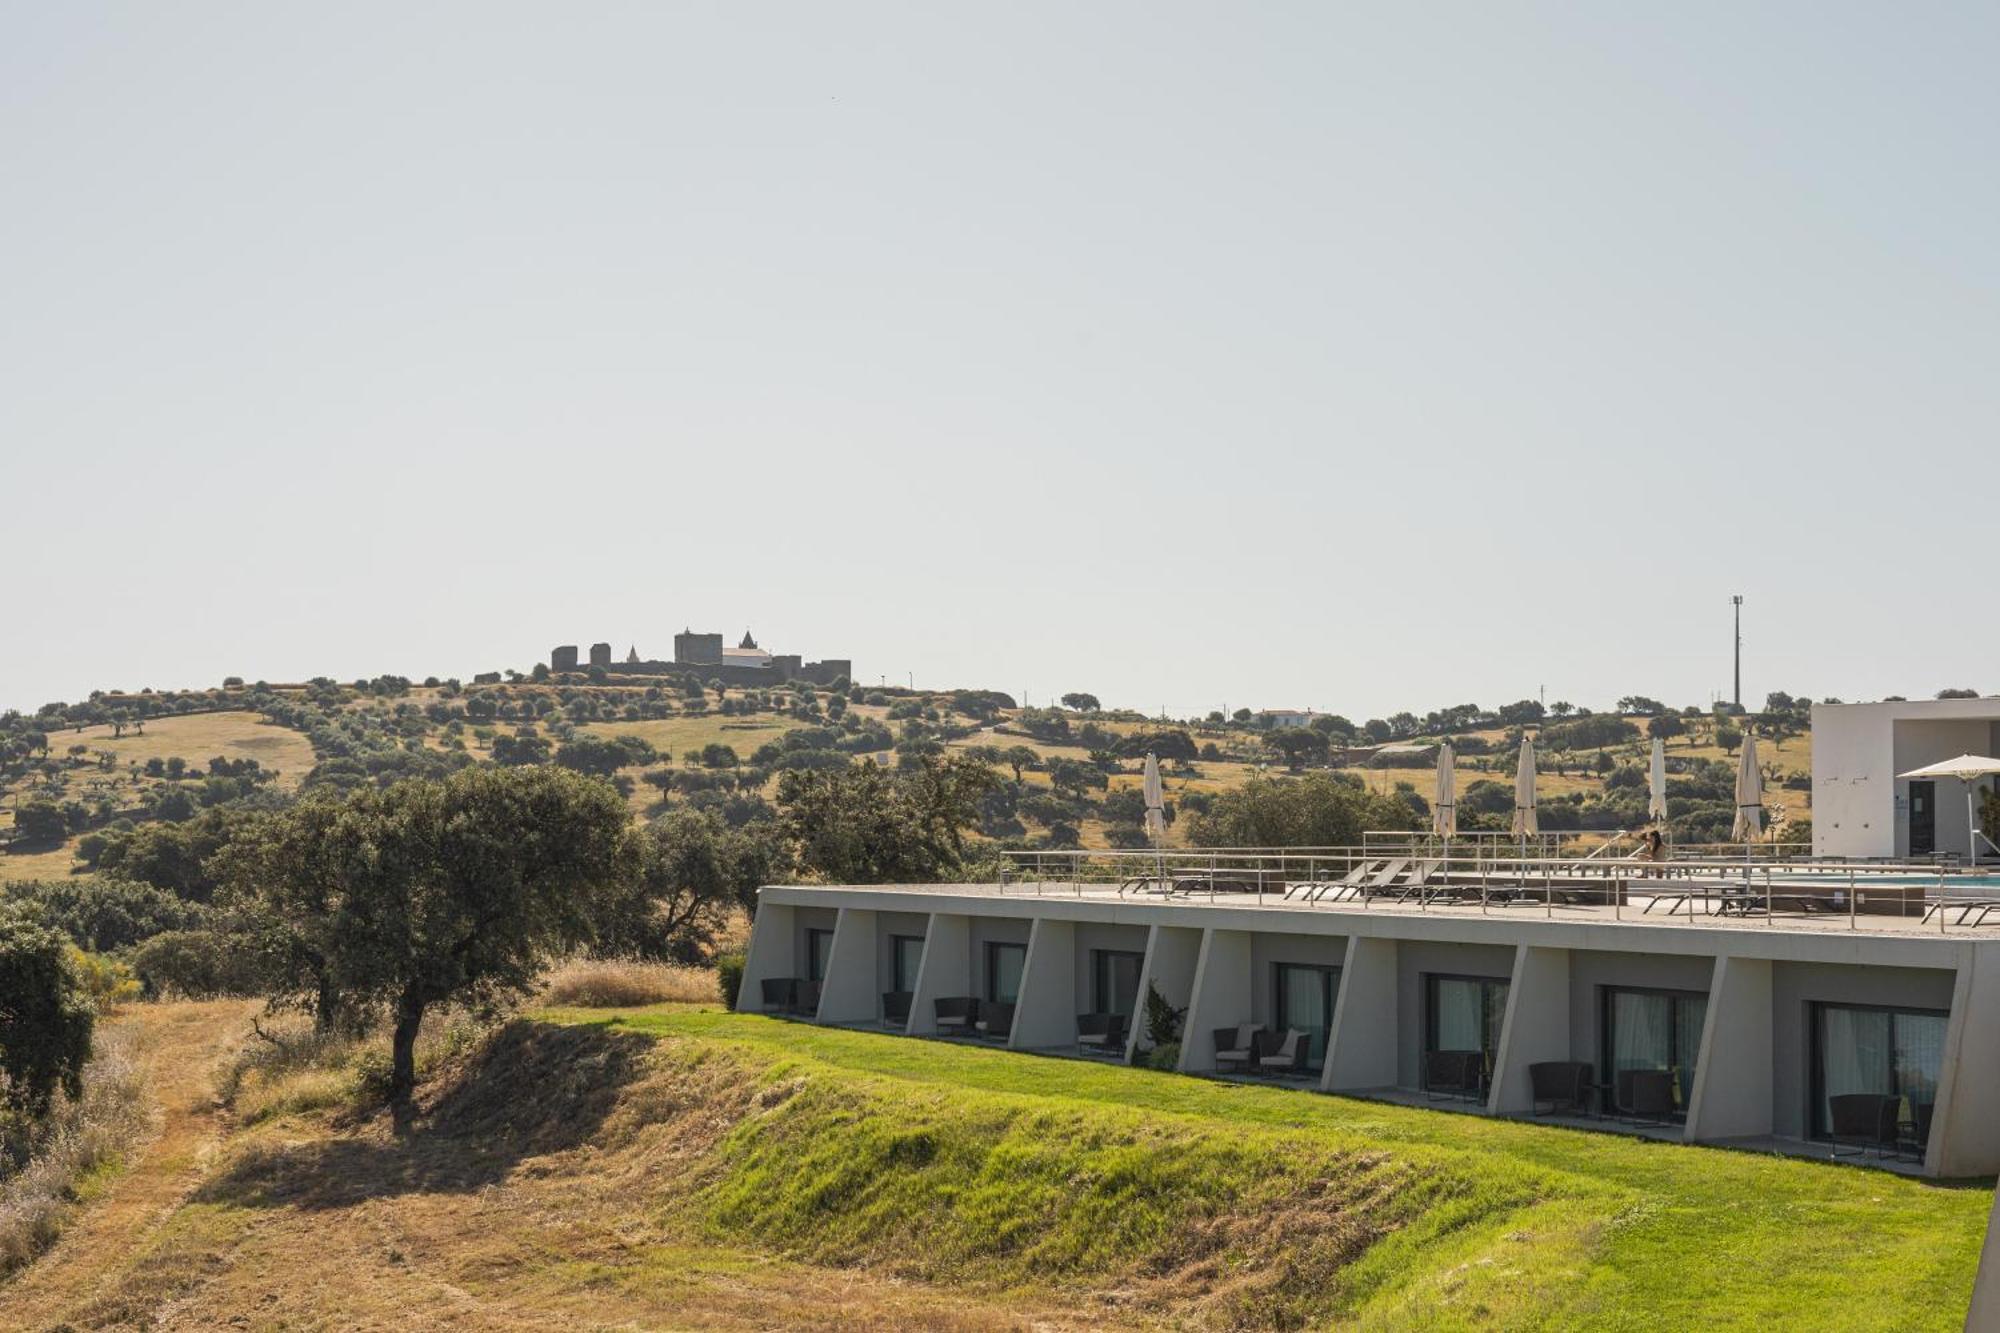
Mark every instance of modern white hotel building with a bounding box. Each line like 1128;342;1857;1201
739;872;2000;1179
1814;696;2000;861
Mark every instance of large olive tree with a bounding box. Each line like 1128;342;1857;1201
228;765;639;1102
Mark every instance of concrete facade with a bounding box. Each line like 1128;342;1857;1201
1812;697;2000;860
738;884;2000;1181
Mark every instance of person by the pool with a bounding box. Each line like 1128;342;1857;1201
1631;828;1667;875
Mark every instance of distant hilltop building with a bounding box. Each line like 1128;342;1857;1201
548;628;850;687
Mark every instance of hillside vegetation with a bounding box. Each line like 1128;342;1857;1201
2;999;1981;1330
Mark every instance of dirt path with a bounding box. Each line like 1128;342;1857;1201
0;1000;258;1331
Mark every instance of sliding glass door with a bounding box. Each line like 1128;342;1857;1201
806;928;834;983
890;935;925;993
985;941;1026;1004
1426;975;1509;1073
1090;949;1145;1017
1601;987;1707;1115
1811;1003;1947;1138
1274;963;1340;1068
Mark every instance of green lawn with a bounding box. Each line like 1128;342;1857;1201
539;1007;1989;1329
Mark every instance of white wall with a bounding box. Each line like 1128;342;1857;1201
1813;699;2000;859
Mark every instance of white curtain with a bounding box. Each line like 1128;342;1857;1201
1893;1012;1946;1108
1611;991;1672;1073
1820;1007;1891;1123
1435;979;1485;1051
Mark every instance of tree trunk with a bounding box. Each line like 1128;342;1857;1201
388;984;426;1104
314;976;339;1035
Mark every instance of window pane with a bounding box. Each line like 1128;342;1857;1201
1277;965;1335;1065
990;944;1025;1003
1610;991;1671;1074
894;937;923;992
1097;952;1142;1017
1819;1006;1892;1134
1675;996;1707;1108
1434;979;1484;1051
808;930;832;982
1893;1012;1946;1117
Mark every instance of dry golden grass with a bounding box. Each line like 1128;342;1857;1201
541;959;720;1009
38;710;318;791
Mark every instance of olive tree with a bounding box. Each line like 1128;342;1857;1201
225;766;639;1102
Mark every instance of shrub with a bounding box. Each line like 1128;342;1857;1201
129;929;271;999
1148;1041;1181;1071
2;877;209;953
65;948;139;1009
716;951;746;1010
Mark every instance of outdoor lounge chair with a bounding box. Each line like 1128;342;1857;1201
759;977;802;1013
1296;861;1380;902
790;979;821;1018
1829;1093;1900;1159
1213;1023;1262;1073
881;990;913;1025
1611;1069;1676;1126
933;996;977;1035
1424;1049;1484;1102
1256;1029;1312;1077
1355;858;1412;900
974;1001;1016;1041
1528;1061;1593;1116
1076;1012;1128;1057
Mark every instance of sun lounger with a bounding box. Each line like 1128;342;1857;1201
1353;858;1412;900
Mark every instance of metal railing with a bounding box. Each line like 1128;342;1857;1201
982;846;1992;934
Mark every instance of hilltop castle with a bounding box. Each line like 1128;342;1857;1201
549;629;850;687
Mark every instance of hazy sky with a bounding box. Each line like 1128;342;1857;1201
6;4;1997;721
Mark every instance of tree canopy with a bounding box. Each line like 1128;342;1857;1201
1184;772;1419;848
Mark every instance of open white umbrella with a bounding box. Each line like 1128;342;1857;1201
1896;754;2000;863
1732;731;1763;843
1433;742;1457;840
1648;736;1668;825
1511;736;1538;839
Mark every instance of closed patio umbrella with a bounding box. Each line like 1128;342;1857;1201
1142;751;1166;843
1433;742;1457;840
1896;754;2000;863
1648;736;1668;825
1732;731;1763;844
1512;736;1538;840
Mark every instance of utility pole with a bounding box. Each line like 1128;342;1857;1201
1732;594;1744;710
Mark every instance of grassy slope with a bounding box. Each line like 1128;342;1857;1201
554;1009;1988;1329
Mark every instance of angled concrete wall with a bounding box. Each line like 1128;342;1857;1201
814;907;880;1025
1929;952;2000;1177
1011;917;1078;1049
1325;935;1399;1092
1488;945;1571;1114
905;912;970;1035
1683;955;1773;1143
1181;929;1252;1073
1129;924;1202;1063
737;902;797;1012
